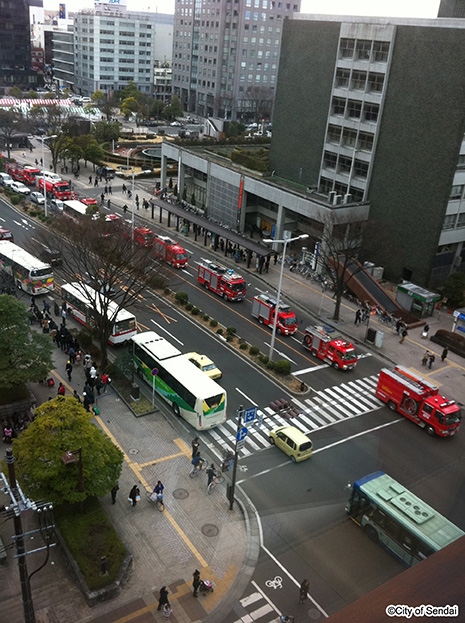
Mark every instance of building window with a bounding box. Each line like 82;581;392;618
456;155;465;169
443;215;456;230
342;128;357;148
356;40;371;61
347;100;362;119
351;70;367;90
332;97;346;116
339;38;354;59
358;132;374;151
335;68;350;88
457;213;465;228
327;125;341;144
364;103;379;122
450;185;464;200
323;151;337;169
338;156;352;173
354;160;369;177
368;72;384;92
373;41;390;62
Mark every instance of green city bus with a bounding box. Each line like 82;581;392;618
346;471;465;566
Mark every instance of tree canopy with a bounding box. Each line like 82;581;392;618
12;396;124;507
0;295;54;397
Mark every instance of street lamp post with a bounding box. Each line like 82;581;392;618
40;135;57;218
263;234;309;361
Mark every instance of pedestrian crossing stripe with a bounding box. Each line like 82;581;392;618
229;591;278;623
207;375;383;458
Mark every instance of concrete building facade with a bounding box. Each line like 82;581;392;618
269;15;465;287
0;0;39;91
73;8;173;97
171;0;301;121
52;27;75;90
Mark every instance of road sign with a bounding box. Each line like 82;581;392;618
152;368;158;376
237;440;245;450
243;406;257;423
236;427;248;442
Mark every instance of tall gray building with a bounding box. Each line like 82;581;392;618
52;27;75;90
172;0;301;121
269;14;465;287
74;7;173;97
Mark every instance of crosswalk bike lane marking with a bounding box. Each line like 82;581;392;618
207;375;384;459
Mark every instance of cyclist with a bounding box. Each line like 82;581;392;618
153;480;164;502
206;463;217;487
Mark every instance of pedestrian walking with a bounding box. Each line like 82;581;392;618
89;175;92;184
422;351;429;366
157;586;170;611
191;436;200;459
111;483;119;504
206;463;216;487
122;183;127;194
428;353;435;369
361;308;368;323
441;347;448;362
395;319;402;334
65;360;73;382
355;309;362;325
299;579;309;604
107;198;111;209
94;177;98;187
57;382;65;396
104;185;108;194
68;346;75;364
123;204;128;213
399;328;408;344
102;372;110;393
128;485;140;507
108;184;112;194
73;389;81;403
422;323;430;339
192;570;201;597
61;308;67;325
100;193;105;204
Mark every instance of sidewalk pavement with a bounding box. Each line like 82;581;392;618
0;313;252;623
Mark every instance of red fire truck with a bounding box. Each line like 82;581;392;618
375;366;461;437
197;258;247;301
134;227;155;247
251;293;298;335
37;178;72;200
153;235;188;268
6;163;41;185
302;325;357;370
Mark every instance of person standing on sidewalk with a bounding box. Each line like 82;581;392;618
157;586;170;611
399;327;408;344
441;347;448;362
191;437;200;459
422;351;429;366
65;360;73;382
428;353;435;369
354;309;361;325
192;570;201;597
128;485;140;507
57;382;65;396
111;483;119;504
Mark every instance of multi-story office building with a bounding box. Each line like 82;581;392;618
438;0;465;18
154;63;172;103
172;0;301;121
0;0;39;91
52;27;75;91
74;6;173;97
269;14;465;287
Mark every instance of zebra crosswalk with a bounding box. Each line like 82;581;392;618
229;589;280;623
207;375;383;458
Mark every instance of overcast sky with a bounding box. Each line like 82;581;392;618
44;0;442;18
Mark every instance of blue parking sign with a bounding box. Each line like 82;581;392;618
243;407;257;423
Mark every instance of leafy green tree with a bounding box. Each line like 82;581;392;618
63;141;84;170
92;120;121;143
121;96;140;118
0;296;53;400
226;121;246;138
92;90;105;105
9;86;23;99
150;99;165;119
163;95;183;121
442;272;465;309
45;91;57;99
12;396;124;507
62;87;72;98
44;133;70;173
100;93;119;120
26;90;38;99
119;81;147;105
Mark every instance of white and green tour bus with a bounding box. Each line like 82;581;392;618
0;240;54;295
346;471;465;566
131;331;227;430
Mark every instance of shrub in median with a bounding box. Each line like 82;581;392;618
209;319;218;328
216;328;224;336
226;326;237;335
175;291;188;305
185;302;193;311
191;307;200;315
239;342;248;350
249;346;259;356
266;360;276;371
275;359;291;376
259;354;269;364
203;314;210;322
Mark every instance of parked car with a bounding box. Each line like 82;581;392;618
0;227;14;242
183;352;222;380
10;181;30;195
29;191;46;205
170;121;183;127
0;173;13;187
41;171;62;183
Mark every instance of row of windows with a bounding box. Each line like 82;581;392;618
335;68;385;93
339;38;390;63
323;151;369;178
326;125;374;151
245;10;282;20
319;177;364;201
332;97;379;123
443;212;465;230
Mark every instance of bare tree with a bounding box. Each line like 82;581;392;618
0;110;29;159
244;86;273;123
37;217;169;367
316;212;366;321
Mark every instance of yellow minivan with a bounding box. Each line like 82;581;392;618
269;426;313;462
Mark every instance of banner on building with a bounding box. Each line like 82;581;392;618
59;3;66;18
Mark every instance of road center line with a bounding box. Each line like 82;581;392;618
235;388;259;406
150;319;184;345
294;364;330;374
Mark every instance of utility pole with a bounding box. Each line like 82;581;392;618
229;405;244;511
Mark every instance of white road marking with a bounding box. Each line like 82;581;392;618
293;363;329;374
0;217;5;222
263;342;297;364
150;319;184;345
235;389;259;406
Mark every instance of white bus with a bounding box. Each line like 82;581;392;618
131;331;227;430
61;282;137;345
0;241;54;295
63;200;99;222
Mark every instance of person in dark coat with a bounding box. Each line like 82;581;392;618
157;586;169;610
65;360;73;382
299;579;309;604
192;570;201;597
441;347;448;362
111;483;119;504
129;485;140;507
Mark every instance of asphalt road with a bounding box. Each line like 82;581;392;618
2;194;465;622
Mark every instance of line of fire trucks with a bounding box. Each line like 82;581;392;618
4;164;461;437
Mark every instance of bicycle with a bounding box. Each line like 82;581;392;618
189;456;207;477
207;471;225;495
147;490;165;512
